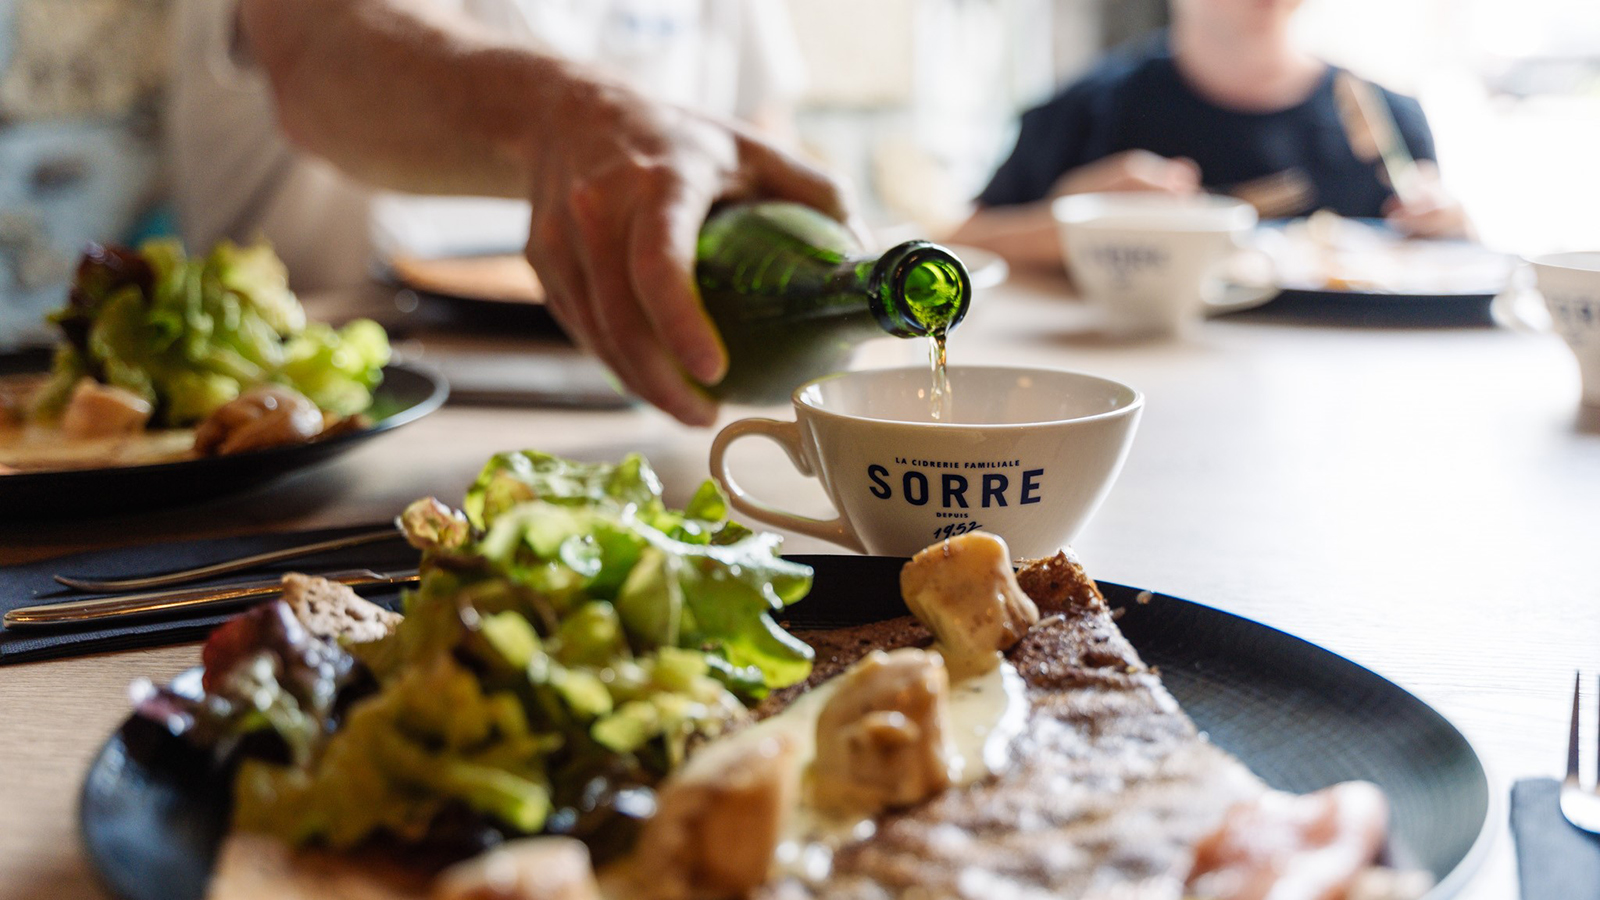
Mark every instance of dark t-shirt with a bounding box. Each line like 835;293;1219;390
977;31;1436;218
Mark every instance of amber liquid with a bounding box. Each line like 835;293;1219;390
928;332;951;421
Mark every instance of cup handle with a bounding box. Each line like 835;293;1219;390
709;417;866;553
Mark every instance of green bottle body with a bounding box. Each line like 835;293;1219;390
695;202;972;403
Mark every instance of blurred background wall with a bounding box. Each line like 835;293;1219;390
1291;0;1600;256
0;0;170;346
785;0;1166;234
2;0;1598;346
784;0;1600;254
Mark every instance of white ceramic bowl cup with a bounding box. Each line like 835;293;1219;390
1053;192;1258;337
1530;252;1600;406
709;365;1143;558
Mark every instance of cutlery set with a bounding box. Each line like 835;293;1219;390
3;529;413;630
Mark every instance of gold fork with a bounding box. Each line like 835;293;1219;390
52;526;402;593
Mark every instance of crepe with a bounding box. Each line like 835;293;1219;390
0;423;197;471
755;552;1264;899
206;553;1387;900
0;374;194;471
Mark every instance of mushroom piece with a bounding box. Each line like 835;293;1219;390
899;532;1040;680
193;385;324;456
631;732;800;900
59;378;153;439
433;836;601;900
812;648;953;815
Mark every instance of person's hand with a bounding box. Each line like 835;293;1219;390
1054;150;1202;197
522;76;854;426
1383;162;1472;240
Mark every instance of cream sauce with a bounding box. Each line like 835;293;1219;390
756;652;1030;886
597;653;1030;897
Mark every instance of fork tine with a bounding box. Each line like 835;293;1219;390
1593;673;1599;793
1569;670;1583;784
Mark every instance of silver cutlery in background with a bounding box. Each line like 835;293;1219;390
53;527;403;593
5;568;420;629
1561;671;1600;834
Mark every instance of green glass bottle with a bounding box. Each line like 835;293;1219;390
695;201;972;403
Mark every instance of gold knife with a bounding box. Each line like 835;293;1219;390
4;568;420;629
1332;71;1423;207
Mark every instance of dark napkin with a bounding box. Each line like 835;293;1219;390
0;525;419;665
1512;777;1600;900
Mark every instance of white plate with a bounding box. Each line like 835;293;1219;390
1205;282;1280;317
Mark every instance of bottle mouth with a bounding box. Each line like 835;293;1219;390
869;241;973;337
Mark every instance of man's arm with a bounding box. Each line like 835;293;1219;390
239;0;550;197
239;0;853;426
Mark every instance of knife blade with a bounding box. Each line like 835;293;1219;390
3;568;420;629
1332;71;1423;207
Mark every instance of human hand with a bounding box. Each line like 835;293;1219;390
1054;150;1202;197
523;76;854;426
1383;162;1473;240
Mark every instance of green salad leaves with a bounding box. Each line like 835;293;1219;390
230;451;815;858
36;240;390;426
463;451;815;687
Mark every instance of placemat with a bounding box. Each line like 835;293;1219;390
0;525;418;665
1512;777;1600;900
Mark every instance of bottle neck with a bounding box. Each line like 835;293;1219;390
863;241;972;338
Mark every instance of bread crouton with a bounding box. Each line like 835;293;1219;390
280;572;400;644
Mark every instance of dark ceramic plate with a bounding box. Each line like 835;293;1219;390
375;254;568;337
1221;219;1514;328
0;364;447;519
79;556;1492;900
1231;287;1502;328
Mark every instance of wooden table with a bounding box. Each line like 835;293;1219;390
4;273;1597;900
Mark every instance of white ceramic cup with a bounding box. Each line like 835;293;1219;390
709;365;1143;558
1530;252;1600;406
1052;192;1258;337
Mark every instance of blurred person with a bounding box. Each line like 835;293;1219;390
948;0;1471;270
168;0;842;427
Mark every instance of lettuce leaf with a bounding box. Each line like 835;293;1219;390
464;450;664;530
35;240;389;426
458;452;814;693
